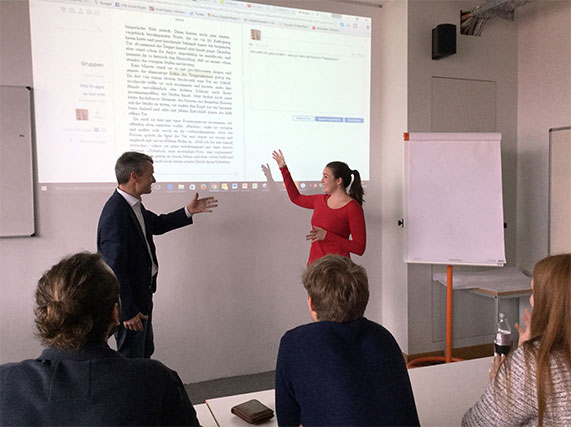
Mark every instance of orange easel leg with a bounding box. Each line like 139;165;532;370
446;265;453;363
406;264;462;369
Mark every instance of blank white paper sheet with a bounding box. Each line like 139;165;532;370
404;132;506;266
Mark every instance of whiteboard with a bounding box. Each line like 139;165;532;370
404;132;506;266
0;86;35;237
549;127;571;254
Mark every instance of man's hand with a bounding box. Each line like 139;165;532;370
186;193;218;215
123;312;148;331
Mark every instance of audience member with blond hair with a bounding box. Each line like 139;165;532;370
462;253;571;426
275;254;419;426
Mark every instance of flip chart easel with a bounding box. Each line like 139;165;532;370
548;126;571;254
403;132;506;364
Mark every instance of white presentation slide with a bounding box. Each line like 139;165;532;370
29;0;371;185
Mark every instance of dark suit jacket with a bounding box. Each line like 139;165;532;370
0;343;199;426
275;317;420;426
97;190;192;321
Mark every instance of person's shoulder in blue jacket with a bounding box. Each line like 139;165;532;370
275;255;419;427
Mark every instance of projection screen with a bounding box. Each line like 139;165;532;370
29;0;371;193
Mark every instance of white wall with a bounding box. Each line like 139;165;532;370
3;0;567;379
406;0;519;353
403;0;571;355
516;1;571;273
0;0;44;360
378;0;409;351
0;0;388;382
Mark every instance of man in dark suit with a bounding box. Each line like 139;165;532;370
0;252;200;426
275;255;420;426
97;151;217;358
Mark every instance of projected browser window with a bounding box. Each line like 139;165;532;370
29;0;371;191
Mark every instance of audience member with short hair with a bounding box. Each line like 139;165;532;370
0;252;199;426
462;253;571;426
275;254;419;426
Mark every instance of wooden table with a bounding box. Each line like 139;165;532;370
434;267;531;345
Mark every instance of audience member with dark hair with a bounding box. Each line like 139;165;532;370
275;255;419;426
462;253;571;426
272;150;366;265
0;252;200;426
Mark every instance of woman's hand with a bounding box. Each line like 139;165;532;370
272;149;286;168
306;226;326;242
488;354;505;382
515;308;532;346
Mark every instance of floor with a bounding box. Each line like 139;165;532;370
185;370;275;404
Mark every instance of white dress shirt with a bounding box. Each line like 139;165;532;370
116;188;158;277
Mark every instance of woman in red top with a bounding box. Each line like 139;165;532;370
272;149;366;265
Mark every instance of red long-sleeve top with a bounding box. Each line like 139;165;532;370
280;166;366;265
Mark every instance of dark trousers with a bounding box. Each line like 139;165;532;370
115;312;154;358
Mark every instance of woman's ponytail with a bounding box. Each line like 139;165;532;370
349;169;364;206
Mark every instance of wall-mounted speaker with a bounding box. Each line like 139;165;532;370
432;24;457;60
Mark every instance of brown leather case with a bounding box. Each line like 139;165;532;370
230;399;274;424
